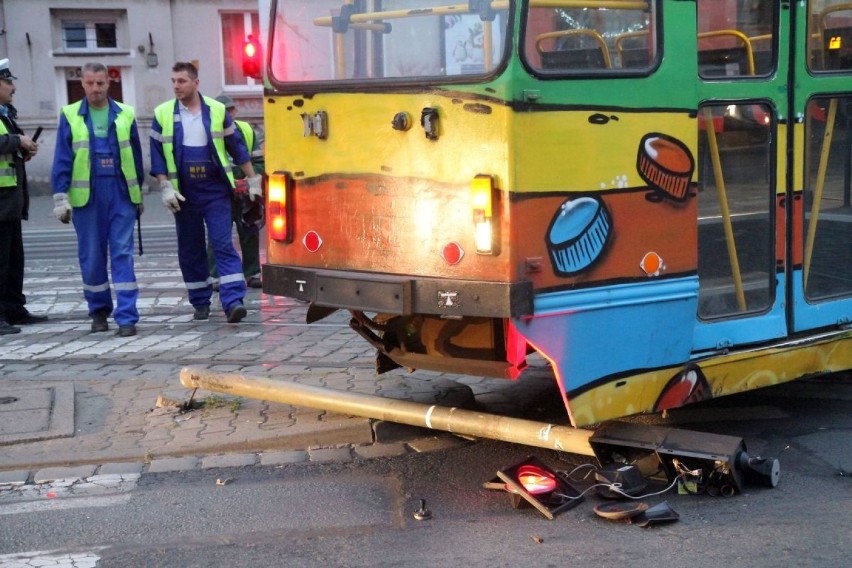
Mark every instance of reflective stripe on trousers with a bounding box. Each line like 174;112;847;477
72;144;139;325
173;170;246;313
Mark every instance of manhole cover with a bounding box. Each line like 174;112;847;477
0;396;19;404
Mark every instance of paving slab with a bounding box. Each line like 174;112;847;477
0;383;74;445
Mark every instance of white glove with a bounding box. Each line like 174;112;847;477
53;193;72;224
160;180;185;213
247;175;263;202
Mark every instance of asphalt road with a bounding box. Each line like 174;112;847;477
1;373;850;567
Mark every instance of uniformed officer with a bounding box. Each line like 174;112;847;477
0;58;44;335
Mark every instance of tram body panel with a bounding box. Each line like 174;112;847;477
261;0;851;428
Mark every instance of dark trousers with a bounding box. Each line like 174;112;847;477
206;196;261;280
0;219;26;320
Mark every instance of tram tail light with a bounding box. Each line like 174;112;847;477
267;172;293;243
471;174;497;254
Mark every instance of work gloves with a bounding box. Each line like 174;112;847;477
247;174;263;202
160;179;185;213
53;193;72;224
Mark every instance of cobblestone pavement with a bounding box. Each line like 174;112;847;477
0;194;561;486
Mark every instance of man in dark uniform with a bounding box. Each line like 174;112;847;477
0;58;45;335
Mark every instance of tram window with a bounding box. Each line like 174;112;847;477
522;2;658;75
697;103;775;320
803;97;852;301
268;1;509;84
809;1;852;72
697;0;776;78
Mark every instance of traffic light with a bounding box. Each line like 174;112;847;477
488;456;584;520
242;35;262;80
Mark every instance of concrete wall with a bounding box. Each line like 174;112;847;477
0;0;263;194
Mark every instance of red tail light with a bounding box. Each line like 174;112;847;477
268;172;292;242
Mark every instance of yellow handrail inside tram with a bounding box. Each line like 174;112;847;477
804;98;838;289
702;107;748;312
535;29;613;68
698;29;756;75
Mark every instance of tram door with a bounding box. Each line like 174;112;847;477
792;0;852;331
691;0;789;352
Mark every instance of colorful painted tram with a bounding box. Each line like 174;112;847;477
259;0;851;427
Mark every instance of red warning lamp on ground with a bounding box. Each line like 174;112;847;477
514;464;558;495
242;34;262;80
487;456;584;520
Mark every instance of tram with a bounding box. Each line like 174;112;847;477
259;0;852;428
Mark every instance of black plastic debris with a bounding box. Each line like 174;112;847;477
593;501;648;521
634;501;680;527
594;462;647;499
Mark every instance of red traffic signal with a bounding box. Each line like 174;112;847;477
488;456;584;520
242;35;262;80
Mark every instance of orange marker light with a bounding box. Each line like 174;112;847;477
471;174;495;254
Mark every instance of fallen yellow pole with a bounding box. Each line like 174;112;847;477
179;367;595;457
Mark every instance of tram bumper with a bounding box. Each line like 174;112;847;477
262;265;534;318
262;265;535;379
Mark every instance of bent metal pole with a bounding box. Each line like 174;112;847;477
179;367;595;457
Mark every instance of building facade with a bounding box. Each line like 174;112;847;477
0;0;263;194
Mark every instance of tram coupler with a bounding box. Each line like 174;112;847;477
589;421;780;495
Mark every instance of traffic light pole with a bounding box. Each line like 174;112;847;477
179;367;597;457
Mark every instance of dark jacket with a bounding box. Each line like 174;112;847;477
0;104;30;222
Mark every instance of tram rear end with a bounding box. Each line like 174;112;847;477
262;2;532;380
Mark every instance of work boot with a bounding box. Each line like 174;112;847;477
116;325;137;337
193;305;210;321
0;321;21;335
6;310;48;325
246;276;262;289
226;304;247;323
91;311;109;333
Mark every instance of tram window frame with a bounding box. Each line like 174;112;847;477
266;0;513;91
519;1;662;79
696;0;778;80
808;1;852;73
802;95;852;302
696;101;777;321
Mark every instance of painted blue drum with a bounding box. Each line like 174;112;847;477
546;196;612;276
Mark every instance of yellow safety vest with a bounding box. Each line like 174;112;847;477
0;120;17;187
153;96;234;192
61;100;142;206
235;120;254;154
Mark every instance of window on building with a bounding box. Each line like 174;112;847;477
62;21;117;50
53;9;125;52
222;11;261;87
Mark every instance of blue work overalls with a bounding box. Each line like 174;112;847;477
72;133;139;326
174;145;246;313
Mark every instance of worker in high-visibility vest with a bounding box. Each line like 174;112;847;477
51;62;144;337
149;61;261;323
0;58;44;336
207;94;265;291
